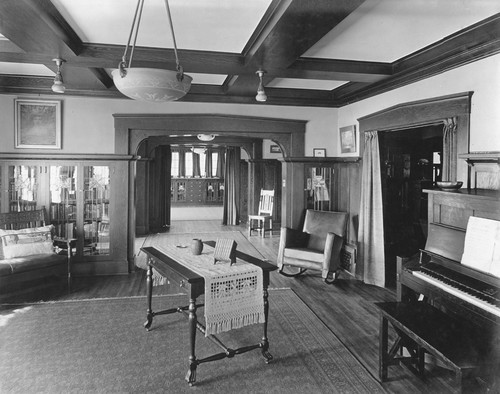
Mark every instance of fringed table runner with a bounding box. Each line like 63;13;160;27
153;244;265;336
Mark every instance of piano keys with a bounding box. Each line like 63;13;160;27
412;259;500;318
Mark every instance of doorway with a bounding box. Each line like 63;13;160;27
379;124;443;288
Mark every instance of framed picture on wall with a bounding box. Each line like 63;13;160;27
339;125;356;154
270;144;281;153
313;148;326;157
15;99;62;149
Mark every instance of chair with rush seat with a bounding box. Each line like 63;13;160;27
277;209;348;284
248;189;274;238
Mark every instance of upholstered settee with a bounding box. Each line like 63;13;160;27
0;209;70;297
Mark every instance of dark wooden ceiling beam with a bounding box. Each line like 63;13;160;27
225;0;366;93
0;0;81;57
0;45;393;82
0;75;339;107
0;0;114;91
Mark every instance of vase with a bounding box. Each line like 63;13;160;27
191;239;203;255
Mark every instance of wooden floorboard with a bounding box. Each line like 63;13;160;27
1;220;479;393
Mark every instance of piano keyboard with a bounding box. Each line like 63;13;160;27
412;269;500;318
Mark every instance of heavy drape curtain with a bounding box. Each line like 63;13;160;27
222;147;240;225
205;148;213;177
216;148;225;178
358;130;385;287
149;145;171;230
192;152;201;177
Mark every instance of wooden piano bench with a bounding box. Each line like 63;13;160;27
375;302;499;394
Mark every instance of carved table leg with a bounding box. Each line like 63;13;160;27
185;297;198;386
144;262;154;330
261;286;273;363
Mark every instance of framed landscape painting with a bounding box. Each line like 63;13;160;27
15;99;62;149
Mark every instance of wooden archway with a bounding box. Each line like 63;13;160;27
113;113;307;267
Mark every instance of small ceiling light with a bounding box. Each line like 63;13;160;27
197;134;215;142
112;0;192;102
255;69;267;102
51;58;66;93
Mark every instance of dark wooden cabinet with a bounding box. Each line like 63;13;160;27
171;178;223;206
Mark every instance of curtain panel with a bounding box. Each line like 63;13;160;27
358;130;385;287
222;147;240;225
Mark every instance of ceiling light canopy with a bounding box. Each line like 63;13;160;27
51;58;66;94
255;69;267;102
112;0;192;103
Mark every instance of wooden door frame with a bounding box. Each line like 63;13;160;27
113;113;307;266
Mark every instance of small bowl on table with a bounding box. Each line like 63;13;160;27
436;181;463;190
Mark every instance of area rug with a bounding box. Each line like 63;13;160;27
0;289;383;394
135;231;266;270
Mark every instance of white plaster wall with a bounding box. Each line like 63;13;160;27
0;95;337;156
338;54;500;154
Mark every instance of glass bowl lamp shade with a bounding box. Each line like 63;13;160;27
112;68;192;102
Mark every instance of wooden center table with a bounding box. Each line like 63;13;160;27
141;242;277;386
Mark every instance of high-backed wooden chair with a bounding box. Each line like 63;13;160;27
248;189;274;238
277;209;348;284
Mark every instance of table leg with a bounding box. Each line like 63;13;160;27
185;297;198;386
379;314;389;381
261;286;273;363
144;263;154;330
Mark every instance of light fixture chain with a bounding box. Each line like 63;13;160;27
163;0;182;74
120;0;143;76
129;0;146;69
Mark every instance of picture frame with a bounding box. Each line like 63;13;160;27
15;99;62;149
270;144;281;153
313;148;326;157
339;125;356;154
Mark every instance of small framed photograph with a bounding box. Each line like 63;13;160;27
270;144;281;153
15;99;62;149
313;148;326;157
340;125;356;154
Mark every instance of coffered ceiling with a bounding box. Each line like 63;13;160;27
0;0;499;107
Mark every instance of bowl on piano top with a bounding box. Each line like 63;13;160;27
436;181;463;190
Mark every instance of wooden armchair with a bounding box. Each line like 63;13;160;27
248;189;274;238
277;209;348;284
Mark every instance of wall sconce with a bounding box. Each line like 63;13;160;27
255;69;267;102
51;58;66;93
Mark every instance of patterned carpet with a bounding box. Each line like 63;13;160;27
0;289;384;393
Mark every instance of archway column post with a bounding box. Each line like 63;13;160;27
279;158;306;229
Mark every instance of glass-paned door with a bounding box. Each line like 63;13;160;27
8;165;38;212
49;165;77;239
83;165;110;256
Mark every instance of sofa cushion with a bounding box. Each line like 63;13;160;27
0;253;67;276
0;225;54;260
283;247;324;263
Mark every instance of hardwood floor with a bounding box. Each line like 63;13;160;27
2;220;480;393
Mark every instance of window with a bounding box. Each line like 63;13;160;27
185;152;193;177
171;151;179;177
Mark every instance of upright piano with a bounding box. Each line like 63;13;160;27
397;188;500;389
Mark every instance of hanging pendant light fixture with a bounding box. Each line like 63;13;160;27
255;69;267;102
51;58;66;93
112;0;192;103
